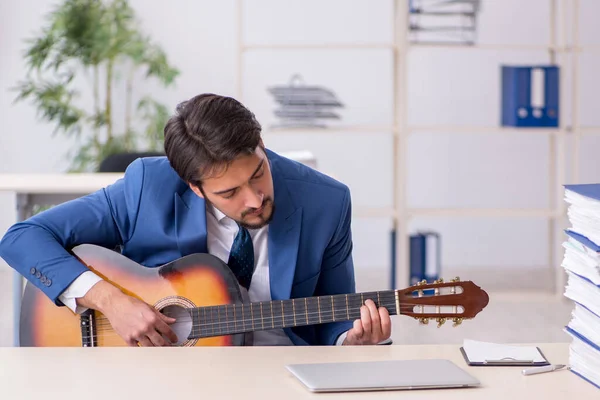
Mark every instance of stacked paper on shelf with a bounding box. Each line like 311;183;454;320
562;184;600;389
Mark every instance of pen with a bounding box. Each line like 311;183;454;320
522;364;566;376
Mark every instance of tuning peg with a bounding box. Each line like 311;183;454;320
452;317;463;327
436;317;447;328
419;279;427;286
417;317;429;325
451;276;460;282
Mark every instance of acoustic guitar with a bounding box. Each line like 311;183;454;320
20;244;489;347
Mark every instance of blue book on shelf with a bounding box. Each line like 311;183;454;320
409;234;425;286
410;232;441;290
501;65;559;127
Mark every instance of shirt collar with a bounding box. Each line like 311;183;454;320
207;203;229;223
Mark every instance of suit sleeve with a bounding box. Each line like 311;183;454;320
314;187;356;345
0;159;145;305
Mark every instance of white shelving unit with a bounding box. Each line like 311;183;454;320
235;0;583;296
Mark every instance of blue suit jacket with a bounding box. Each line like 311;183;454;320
0;149;356;345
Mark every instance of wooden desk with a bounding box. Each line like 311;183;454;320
0;343;595;399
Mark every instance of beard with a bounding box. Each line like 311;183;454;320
239;197;275;229
204;195;275;230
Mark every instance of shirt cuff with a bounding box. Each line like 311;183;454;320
58;271;103;314
335;330;348;346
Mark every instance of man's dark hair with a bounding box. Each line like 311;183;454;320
163;93;262;186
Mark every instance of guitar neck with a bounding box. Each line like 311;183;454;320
188;290;399;339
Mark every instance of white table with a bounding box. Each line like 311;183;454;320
0;343;596;399
0;173;124;346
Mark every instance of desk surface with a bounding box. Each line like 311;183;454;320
0;173;123;193
0;343;595;399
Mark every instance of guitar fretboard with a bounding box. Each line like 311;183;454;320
188;291;398;339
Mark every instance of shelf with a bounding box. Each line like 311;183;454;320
408;43;600;53
408;126;563;135
353;207;562;219
578;126;600;135
241;43;396;51
265;125;566;135
407;208;560;218
264;125;397;134
345;207;566;219
408;42;559;51
569;45;600;53
241;42;585;52
235;0;576;297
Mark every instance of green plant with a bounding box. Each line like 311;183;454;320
13;0;179;172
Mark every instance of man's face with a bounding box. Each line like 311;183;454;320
191;146;275;229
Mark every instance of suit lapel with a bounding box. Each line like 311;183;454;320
268;159;302;301
174;188;208;256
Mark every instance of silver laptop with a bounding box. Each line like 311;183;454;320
286;359;480;393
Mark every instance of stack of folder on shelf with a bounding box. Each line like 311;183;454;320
562;184;600;389
267;74;344;129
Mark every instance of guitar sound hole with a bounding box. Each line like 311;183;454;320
160;305;192;346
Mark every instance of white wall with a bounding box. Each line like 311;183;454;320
2;0;600;277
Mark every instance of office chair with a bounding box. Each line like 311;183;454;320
98;151;165;173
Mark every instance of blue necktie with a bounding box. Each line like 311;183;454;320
227;224;255;290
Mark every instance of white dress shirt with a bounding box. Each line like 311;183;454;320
204;204;293;345
59;203;348;345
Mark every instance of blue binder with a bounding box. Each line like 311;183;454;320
410;232;441;287
388;230;442;290
501;65;559;127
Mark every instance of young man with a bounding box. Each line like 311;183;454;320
0;94;391;346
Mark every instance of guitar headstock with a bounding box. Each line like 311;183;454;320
396;277;489;327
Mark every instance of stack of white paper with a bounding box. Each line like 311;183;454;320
565;189;600;245
562;184;600;390
569;337;600;388
568;304;600;352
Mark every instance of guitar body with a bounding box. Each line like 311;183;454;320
20;244;250;347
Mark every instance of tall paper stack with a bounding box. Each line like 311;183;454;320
562;184;600;389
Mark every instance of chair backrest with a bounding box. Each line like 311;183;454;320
98;152;165;173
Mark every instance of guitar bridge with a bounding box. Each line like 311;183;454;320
80;309;96;347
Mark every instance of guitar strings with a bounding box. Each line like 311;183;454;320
85;310;457;344
87;306;456;343
91;304;399;330
90;297;456;331
83;308;400;342
81;304;461;342
89;289;458;330
89;295;401;329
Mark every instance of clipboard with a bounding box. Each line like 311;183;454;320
460;344;550;367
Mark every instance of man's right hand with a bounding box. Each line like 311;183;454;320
76;280;178;347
